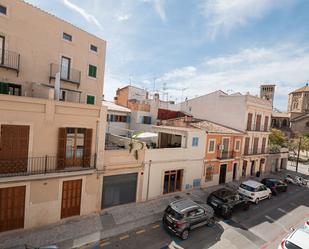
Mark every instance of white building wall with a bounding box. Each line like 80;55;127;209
141;130;206;200
180;91;247;131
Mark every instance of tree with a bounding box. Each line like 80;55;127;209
269;129;288;149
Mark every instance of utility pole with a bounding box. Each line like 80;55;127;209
296;136;302;173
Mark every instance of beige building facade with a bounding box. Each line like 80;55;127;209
0;0;107;233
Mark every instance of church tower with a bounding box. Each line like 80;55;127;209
260;84;275;107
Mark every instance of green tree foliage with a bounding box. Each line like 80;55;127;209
269;129;288;148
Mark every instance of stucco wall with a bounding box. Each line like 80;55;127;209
0;95;106;170
0;173;100;229
0;0;106;105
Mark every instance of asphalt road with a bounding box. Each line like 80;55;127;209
87;184;309;249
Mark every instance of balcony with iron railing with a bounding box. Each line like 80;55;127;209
0;154;96;178
243;147;269;156
49;63;81;85
217;150;238;160
0;49;20;75
248;124;270;132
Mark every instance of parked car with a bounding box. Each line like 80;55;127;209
278;224;309;249
207;188;250;219
261;178;288;195
163;199;215;240
238;180;272;204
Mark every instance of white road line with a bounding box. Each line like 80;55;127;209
265;215;288;232
119;235;129;240
278;208;288;214
136;229;146;235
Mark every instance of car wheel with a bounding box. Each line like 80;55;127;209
268;193;272;199
181;229;189;240
255;198;259;204
207;217;215;227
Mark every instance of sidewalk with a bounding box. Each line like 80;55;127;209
0;173;280;249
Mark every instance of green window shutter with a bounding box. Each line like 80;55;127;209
88;65;97;78
87;95;95;105
0;82;9;94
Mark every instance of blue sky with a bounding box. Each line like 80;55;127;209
26;0;309;111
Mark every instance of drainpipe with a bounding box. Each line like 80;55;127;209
146;160;152;201
95;119;99;169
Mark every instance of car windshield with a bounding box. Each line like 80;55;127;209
284;240;302;249
240;183;255;192
165;206;184;220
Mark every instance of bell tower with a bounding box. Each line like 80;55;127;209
260;84;275;107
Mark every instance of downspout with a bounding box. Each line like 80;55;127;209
95;119;99;169
146;160;152;201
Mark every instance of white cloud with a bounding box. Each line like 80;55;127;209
63;0;102;29
201;0;290;39
142;0;167;21
116;14;131;22
159;66;197;82
153;44;309;110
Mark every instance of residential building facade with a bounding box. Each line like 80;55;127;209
191;121;244;187
0;0;106;233
103;101;131;137
179;90;272;178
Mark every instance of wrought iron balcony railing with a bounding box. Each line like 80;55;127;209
0;49;20;75
217;150;239;160
49;63;81;84
0;154;96;177
243;147;269;156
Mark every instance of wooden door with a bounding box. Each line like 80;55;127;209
61;179;82;219
219;164;227;184
0;186;26;232
0;125;29;174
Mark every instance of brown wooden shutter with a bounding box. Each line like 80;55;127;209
83;129;92;167
61;179;82;219
57;128;67;169
247;113;252;131
253;138;259;154
244;137;250;155
256;115;261;131
264;116;269;131
261;137;266;153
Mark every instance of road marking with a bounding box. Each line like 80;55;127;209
119;235;129;240
100;241;110;247
152;224;160;229
278;208;288;214
265;215;275;222
136;229;146;235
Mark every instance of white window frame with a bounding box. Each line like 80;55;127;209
62;32;73;42
0;4;8;17
89;44;98;54
208;139;216;153
192;137;199;147
234;139;241;152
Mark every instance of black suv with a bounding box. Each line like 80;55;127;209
207;188;250;219
163;199;215;240
261;178;287;195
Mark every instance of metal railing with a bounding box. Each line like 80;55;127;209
249;124;270;132
0;49;20;74
243;147;269;156
217;150;237;160
49;63;81;84
0;155;96;177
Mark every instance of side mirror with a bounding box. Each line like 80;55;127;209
290;227;295;232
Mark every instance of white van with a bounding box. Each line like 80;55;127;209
238;180;272;204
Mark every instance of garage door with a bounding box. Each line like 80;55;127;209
61;179;82;219
0;186;26;232
102;173;138;209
